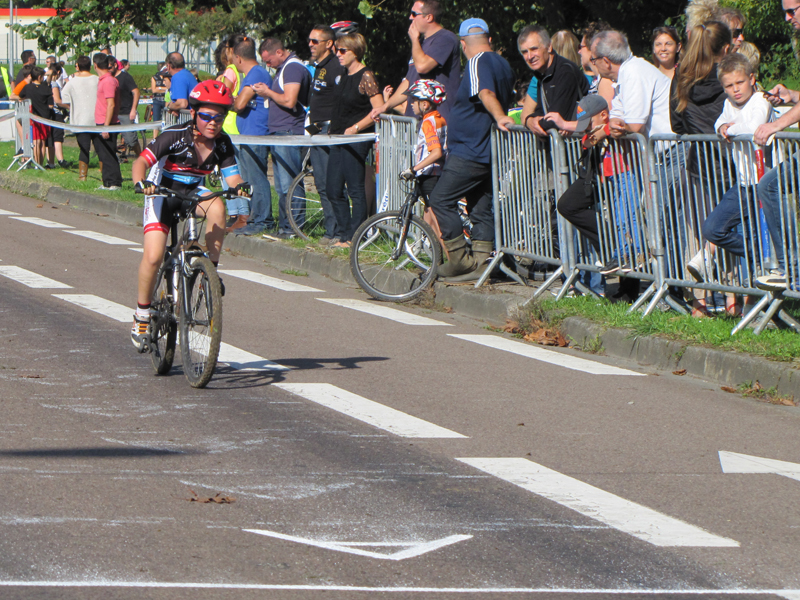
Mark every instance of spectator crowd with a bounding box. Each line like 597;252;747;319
5;0;800;310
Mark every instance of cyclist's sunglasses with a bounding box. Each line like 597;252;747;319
197;112;225;123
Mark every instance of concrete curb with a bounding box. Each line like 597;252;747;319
2;173;798;398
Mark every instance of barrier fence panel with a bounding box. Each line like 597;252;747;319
7;99;38;172
648;134;799;334
162;109;193;129
486;125;566;294
376;115;417;213
553;131;659;310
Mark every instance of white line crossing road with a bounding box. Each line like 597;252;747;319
218;269;323;292
9;216;74;228
67;230;140;245
0;266;72;289
276;383;468;438
457;458;739;548
0;209;20;215
449;334;645;376
52;294;289;372
317;298;452;326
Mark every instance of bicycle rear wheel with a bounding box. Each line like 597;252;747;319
179;256;223;388
350;211;441;302
150;261;177;375
286;165;327;240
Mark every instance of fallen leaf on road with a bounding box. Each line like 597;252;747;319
517;423;524;426
672;369;687;376
51;206;58;209
20;374;43;379
36;204;43;208
523;328;569;347
502;320;520;334
97;213;109;217
185;488;235;504
721;386;737;393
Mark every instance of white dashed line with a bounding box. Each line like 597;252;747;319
449;334;644;376
218;269;322;292
317;298;451;326
67;230;140;245
52;294;131;321
218;343;289;372
457;458;739;547
129;248;144;253
0;266;72;289
0;209;21;216
10;216;74;228
276;383;467;438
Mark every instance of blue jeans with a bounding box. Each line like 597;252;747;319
223;145;250;216
702;185;754;258
271;132;307;234
238;144;273;230
612;170;642;260
756;158;794;272
309;122;337;238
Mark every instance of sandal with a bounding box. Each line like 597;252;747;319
332;240;351;249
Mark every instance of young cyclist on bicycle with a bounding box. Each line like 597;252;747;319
130;80;249;351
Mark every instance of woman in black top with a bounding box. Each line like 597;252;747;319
326;33;383;246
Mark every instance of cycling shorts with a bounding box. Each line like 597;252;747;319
142;188;210;235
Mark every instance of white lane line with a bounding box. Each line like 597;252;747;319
0;209;20;215
449;334;644;376
457;458;739;548
52;294;289;372
10;216;74;228
276;383;467;438
0;583;795;594
0;266;72;289
218;343;289;372
67;230;140;245
318;298;451;326
129;248;144;253
218;269;322;292
53;294;130;321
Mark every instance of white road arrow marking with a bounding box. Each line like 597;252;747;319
243;529;472;560
458;457;739;547
719;451;800;483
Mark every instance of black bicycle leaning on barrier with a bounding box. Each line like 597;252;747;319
350;173;441;302
135;183;251;388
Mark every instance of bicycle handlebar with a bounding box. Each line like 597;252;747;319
135;182;252;204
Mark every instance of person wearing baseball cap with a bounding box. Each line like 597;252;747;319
544;94;609;138
426;16;515;282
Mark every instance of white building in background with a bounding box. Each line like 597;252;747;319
1;8;214;69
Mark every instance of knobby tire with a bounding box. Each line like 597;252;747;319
179;256;223;388
150;261;177;375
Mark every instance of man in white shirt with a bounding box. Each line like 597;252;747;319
590;30;672;139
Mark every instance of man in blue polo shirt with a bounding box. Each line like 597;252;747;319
428;18;515;282
254;37;311;239
165;52;197;114
231;36;275;236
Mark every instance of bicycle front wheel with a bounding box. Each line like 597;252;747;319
179;256;223;388
150;261;177;375
286;165;326;240
350;211;441;302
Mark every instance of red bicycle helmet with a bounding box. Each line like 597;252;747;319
188;80;233;111
330;20;359;37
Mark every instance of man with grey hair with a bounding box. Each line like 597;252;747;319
590;30;671;140
518;24;587;136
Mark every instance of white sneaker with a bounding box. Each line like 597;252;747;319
686;249;713;282
755;270;787;289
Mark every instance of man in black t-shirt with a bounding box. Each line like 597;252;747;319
14;50;36;86
307;24;347;243
111;57;141;160
19;67;53;166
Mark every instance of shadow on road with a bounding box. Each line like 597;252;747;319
0;446;192;458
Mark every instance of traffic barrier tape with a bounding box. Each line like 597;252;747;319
0;112;16;123
29;114;160;133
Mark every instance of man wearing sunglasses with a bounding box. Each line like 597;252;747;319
715;6;746;53
306;24;345;243
253;37;312;240
130;81;249;352
370;0;460;121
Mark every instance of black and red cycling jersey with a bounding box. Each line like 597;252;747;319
140;121;239;196
140;121;240;235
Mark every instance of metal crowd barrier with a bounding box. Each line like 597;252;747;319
482;125;566;291
162;108;193;129
553;132;658;310
376;115;417;212
7;99;38;172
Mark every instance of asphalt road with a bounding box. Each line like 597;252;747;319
0;189;799;600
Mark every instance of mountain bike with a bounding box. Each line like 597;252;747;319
350;174;441;302
285;149;323;240
136;183;250;388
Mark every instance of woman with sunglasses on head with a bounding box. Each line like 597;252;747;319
326;32;384;248
129;80;249;351
652;26;682;80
